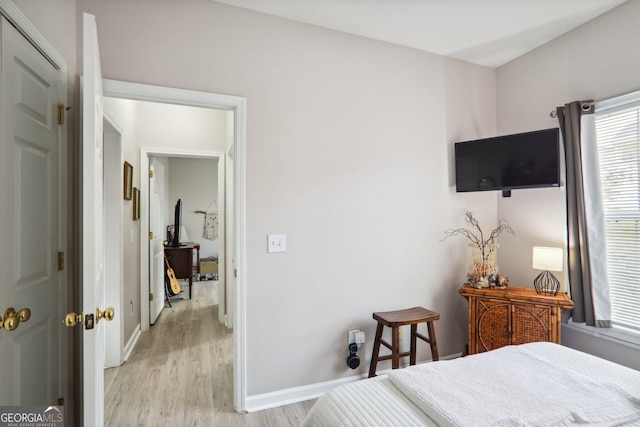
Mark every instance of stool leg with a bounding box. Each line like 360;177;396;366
410;324;417;365
427;320;439;361
368;322;384;378
391;326;400;369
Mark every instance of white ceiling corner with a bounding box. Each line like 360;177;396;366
212;0;628;68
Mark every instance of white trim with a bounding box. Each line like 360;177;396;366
102;79;248;412
142;147;224;158
595;88;640;113
0;0;70;414
245;373;368;413
103;113;124;369
139;152;150;331
123;325;141;363
565;320;640;349
233;97;247;412
245;352;462;413
138;147;226;330
0;0;66;70
103;79;238;110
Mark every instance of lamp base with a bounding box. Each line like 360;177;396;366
534;270;560;296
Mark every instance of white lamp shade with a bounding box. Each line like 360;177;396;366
532;246;563;272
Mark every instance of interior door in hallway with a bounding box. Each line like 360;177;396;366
82;12;108;426
150;157;166;324
0;15;61;405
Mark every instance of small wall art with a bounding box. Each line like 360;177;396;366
133;187;140;220
124;161;133;200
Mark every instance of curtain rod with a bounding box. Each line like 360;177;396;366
549;100;595;118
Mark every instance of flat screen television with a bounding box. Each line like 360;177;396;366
454;128;560;194
171;199;185;247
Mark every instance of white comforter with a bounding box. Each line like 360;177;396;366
301;342;640;427
389;344;640;426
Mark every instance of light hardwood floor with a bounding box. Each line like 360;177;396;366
105;281;314;426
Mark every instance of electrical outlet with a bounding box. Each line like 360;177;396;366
348;329;359;345
349;329;365;348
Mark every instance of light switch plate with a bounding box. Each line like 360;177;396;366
267;234;287;253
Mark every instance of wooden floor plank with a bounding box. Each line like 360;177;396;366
105;281;314;426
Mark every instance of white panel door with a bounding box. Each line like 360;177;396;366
0;16;60;405
82;13;106;426
150;157;166;324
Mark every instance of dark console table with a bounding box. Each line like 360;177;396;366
164;243;195;299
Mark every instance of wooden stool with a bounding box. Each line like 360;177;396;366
368;306;439;378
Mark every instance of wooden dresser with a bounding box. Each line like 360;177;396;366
459;284;574;355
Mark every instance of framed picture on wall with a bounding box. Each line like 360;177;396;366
124;161;133;200
133;187;140;220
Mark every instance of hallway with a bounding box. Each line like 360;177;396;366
104;281;313;426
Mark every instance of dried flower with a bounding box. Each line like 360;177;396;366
442;211;515;251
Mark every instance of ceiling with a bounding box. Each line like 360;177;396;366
213;0;627;68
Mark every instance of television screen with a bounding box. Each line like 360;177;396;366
171;199;184;247
455;128;560;193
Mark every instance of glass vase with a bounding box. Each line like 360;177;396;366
468;243;500;288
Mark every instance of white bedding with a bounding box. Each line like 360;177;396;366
301;343;640;427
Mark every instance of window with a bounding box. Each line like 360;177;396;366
595;93;640;335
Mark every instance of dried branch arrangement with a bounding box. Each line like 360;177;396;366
442;211;515;250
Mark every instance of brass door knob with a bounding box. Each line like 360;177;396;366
3;315;19;331
1;307;31;331
64;312;83;328
3;308;15;321
16;308;31;322
96;307;115;323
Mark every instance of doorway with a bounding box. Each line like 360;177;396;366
147;153;226;326
102;79;247;411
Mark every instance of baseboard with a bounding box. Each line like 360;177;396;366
245;372;367;413
245;352;461;413
123;325;141;362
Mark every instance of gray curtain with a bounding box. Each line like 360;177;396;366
557;101;611;327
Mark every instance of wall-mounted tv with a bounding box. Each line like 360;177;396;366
454;128;560;194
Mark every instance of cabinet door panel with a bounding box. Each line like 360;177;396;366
477;299;510;352
512;304;550;345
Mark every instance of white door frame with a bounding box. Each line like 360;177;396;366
144;149;226;324
102;78;247;411
103;111;124;368
0;0;70;412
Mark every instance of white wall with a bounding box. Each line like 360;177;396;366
77;0;498;397
135;100;230;152
496;1;640;366
168;157;219;258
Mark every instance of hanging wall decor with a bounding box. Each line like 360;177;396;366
196;198;219;241
124;161;133;200
133;187;140;220
204;212;218;240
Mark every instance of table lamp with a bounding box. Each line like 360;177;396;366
532;246;563;295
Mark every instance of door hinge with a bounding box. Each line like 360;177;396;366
57;397;64;406
149;232;153;240
57;104;69;125
57;252;65;271
149;170;154;178
149;293;154;301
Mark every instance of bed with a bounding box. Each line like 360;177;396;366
301;342;640;427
